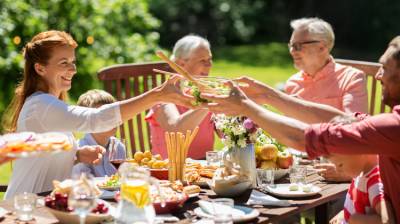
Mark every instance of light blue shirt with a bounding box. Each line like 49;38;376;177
72;134;126;177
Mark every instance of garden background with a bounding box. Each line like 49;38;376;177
1;0;399;199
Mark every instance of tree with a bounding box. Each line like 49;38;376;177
0;0;161;125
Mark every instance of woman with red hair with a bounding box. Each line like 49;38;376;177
2;30;191;199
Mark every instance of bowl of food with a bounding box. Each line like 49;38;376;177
44;193;113;224
152;188;188;214
182;76;231;106
208;168;252;197
150;168;169;180
94;175;120;191
209;180;251;197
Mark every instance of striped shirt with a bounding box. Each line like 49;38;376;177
343;166;384;223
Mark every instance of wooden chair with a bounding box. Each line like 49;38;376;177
0;185;7;192
97;62;174;154
335;59;385;114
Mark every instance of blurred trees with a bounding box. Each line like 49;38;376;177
150;0;400;59
0;0;160;119
1;0;399;128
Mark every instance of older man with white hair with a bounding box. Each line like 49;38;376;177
285;17;368;114
284;18;368;182
146;34;215;159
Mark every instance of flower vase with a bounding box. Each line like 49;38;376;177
224;144;257;187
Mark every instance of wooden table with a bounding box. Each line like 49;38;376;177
174;170;349;224
0;169;349;224
0;198;58;224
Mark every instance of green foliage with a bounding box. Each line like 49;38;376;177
0;0;161;122
149;0;267;46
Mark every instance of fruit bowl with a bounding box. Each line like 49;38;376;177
150;168;169;180
256;168;289;180
274;168;289;180
45;199;114;224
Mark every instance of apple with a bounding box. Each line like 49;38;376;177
260;160;278;169
277;151;293;169
259;144;278;161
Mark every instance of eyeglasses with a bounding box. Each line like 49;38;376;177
288;40;321;51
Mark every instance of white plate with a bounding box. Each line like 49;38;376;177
265;184;321;198
94;177;120;191
194;205;259;223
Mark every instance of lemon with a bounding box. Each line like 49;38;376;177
134;151;144;163
121;180;150;208
143;151;152;160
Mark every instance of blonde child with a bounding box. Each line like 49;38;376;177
72;89;126;177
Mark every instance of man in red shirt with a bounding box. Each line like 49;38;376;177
202;36;400;222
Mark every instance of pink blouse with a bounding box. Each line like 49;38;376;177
145;105;215;159
285;58;368;113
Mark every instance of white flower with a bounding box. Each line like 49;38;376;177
232;125;246;135
249;132;258;142
237;138;247;148
215;121;225;130
222;136;234;149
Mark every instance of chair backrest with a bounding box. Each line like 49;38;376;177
97;62;174;154
0;185;7;192
335;59;385;115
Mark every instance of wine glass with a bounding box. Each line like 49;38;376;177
68;175;96;224
109;138;126;169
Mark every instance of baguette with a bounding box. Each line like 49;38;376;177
183;185;201;195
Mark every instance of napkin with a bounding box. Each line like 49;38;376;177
246;190;291;207
198;200;245;218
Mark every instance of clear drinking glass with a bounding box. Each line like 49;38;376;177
206;151;220;166
257;168;275;189
212;198;234;224
14;192;36;221
289;166;307;185
68;175;96;224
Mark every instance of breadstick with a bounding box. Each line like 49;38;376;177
184;130;192;158
170;132;177;180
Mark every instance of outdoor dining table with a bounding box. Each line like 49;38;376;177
0;167;349;224
176;170;349;223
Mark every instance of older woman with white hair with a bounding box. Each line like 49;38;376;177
146;34;215;159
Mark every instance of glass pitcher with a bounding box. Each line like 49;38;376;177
114;163;164;224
